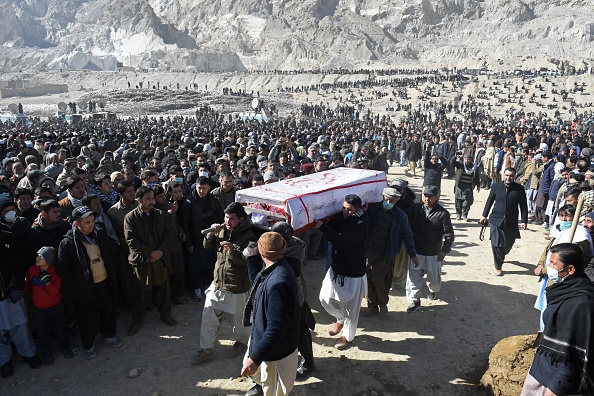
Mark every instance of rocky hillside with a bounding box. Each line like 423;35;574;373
0;0;592;72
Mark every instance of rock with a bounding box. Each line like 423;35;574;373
128;368;141;378
370;391;378;396
480;334;537;396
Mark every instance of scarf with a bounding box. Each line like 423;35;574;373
91;184;118;206
539;275;594;394
33;212;63;230
71;224;97;281
463;162;476;175
67;192;83;208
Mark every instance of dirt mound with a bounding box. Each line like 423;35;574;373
480;334;537;396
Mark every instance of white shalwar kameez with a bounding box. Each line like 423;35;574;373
319;268;367;342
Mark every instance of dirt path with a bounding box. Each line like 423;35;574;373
3;165;544;396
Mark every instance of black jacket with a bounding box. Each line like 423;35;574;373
57;227;118;302
320;211;368;278
407;203;454;256
0;217;30;294
184;189;224;249
482;181;528;228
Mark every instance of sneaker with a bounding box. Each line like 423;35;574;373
428;292;438;301
63;348;77;359
541;222;548;229
227;341;247;358
22;355;42;369
105;337;123;348
463;216;469;222
194;289;203;301
190;349;215;365
84;346;97;360
361;306;379;317
456;214;462;220
42;354;54;366
406;301;421;313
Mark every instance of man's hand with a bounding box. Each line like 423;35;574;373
241;357;259;377
148;250;164;263
543;388;557;396
411;256;420;267
479;216;488;225
534;264;544;276
521;223;527;230
179;233;186;242
187;245;194;254
312;220;324;229
170;200;179;213
436;251;446;262
209;223;224;236
220;241;233;253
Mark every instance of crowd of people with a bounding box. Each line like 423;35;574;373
0;104;593;396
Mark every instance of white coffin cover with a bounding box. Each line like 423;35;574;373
235;168;387;232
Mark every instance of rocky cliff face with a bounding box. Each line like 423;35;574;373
0;0;592;72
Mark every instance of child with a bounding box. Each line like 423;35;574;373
25;247;75;365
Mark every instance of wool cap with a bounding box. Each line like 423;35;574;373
37;247;56;266
258;232;287;259
382;187;401;200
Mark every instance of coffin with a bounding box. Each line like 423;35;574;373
235;168;387;233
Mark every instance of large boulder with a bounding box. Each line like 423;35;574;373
480;334;538;396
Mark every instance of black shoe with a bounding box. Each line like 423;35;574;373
172;297;187;305
361;306;379;317
63;348;77;359
245;384;264;396
227;341;247;358
22;355;42;369
406;301;421;313
296;361;315;378
42;354;54;366
1;359;13;378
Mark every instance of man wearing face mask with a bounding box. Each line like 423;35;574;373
0;198;41;378
521;243;594;396
164;165;191;198
362;188;418;316
533;204;593;330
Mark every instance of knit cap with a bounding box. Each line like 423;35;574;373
258;232;287;259
37;247;56;266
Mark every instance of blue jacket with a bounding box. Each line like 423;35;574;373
244;258;299;366
367;203;417;260
539;160;555;196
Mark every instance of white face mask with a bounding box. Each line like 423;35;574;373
3;210;17;223
198;171;209;178
547;266;567;283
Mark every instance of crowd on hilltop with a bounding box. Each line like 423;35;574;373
0;103;593;395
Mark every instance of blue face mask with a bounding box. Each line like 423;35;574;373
547;266;566;283
175;177;184;184
382;200;394;210
146;182;157;187
558;220;572;231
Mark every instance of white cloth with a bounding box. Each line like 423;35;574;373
0;298;28;330
534;225;592;330
406;254;442;303
319;268;367;342
199;283;250;350
247;348;299;396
